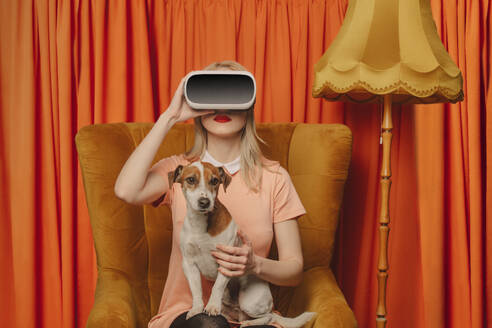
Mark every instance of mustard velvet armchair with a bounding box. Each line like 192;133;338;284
75;122;358;328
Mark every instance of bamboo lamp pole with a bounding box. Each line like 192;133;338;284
312;2;464;326
376;94;392;328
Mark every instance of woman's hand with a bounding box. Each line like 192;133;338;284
162;76;215;124
211;229;257;277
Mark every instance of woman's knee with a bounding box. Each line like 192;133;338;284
179;312;230;328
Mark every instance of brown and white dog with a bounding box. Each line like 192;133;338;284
167;160;316;328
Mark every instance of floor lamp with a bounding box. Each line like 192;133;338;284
312;0;463;327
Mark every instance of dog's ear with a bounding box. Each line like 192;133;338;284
218;167;232;193
167;165;184;187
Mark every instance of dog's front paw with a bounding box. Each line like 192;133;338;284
186;304;204;320
204;301;222;316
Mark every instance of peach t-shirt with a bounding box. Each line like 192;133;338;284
147;153;307;328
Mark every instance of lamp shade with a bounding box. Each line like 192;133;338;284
312;0;464;104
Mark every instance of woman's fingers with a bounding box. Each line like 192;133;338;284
216;244;247;256
169;79;185;109
201;110;216;116
212;251;247;277
215;258;246;271
212;244;252;277
174;74;215;119
211;250;247;264
191;109;215;119
218;266;243;277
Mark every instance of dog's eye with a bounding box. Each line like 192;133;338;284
186;177;196;184
210;177;219;185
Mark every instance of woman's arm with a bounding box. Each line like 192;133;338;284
114;77;214;203
114;111;177;202
253;218;304;287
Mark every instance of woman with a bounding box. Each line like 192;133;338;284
114;61;307;328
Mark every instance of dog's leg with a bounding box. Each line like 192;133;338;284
204;270;230;316
239;315;273;327
182;259;204;320
238;275;273;318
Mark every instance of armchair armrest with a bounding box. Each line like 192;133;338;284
287;266;357;328
86;269;138;328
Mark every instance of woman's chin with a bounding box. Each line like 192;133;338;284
206;123;242;132
207;130;243;138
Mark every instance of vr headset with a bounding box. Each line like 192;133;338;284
184;70;256;111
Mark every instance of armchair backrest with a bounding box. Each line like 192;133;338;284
76;122;352;325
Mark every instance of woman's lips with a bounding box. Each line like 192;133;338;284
214;115;231;122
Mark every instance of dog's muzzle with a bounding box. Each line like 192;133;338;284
198;197;211;211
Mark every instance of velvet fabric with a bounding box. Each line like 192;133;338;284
75;122;356;328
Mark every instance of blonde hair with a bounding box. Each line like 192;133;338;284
183;60;277;193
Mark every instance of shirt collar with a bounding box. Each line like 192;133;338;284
202;149;241;175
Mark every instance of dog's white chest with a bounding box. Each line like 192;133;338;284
184;242;201;257
180;227;222;281
182;234;213;257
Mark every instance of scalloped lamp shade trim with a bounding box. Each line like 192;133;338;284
312;0;464;104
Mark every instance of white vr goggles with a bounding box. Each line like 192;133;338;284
184;70;256;111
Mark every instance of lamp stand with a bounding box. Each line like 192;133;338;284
377;94;392;328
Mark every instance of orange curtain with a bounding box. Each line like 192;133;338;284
0;1;489;328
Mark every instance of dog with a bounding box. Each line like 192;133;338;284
167;160;317;328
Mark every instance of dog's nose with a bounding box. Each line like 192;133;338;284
198;197;210;209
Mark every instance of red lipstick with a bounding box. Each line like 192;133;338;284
214;115;231;122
